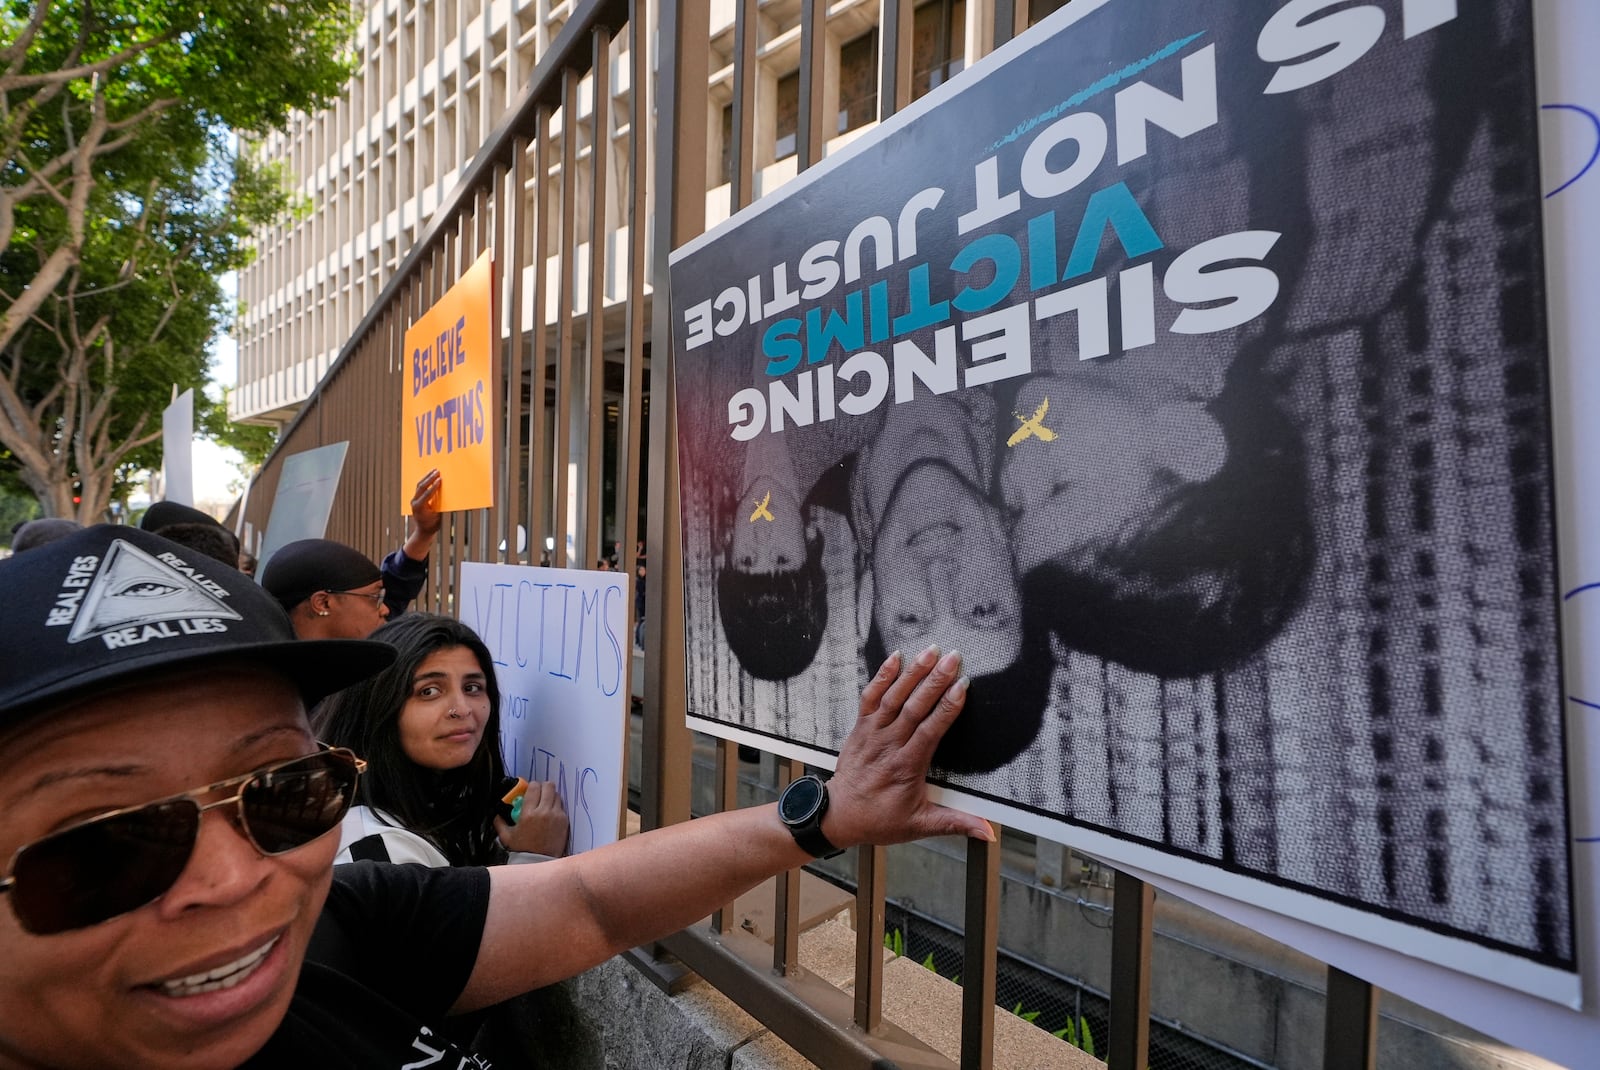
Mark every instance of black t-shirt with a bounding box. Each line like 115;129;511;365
242;861;493;1068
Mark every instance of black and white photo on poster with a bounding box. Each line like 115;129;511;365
669;0;1572;994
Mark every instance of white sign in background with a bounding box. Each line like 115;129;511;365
458;562;630;854
1109;3;1600;1065
160;388;194;506
255;441;349;577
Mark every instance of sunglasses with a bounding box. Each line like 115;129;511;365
0;747;365;936
326;588;385;607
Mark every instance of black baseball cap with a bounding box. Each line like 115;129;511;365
259;538;384;612
141;500;224;532
0;525;396;721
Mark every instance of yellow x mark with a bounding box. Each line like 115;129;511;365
1007;397;1057;448
749;490;775;523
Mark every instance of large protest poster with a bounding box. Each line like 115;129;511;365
669;0;1578;1015
401;251;496;512
458;562;631;853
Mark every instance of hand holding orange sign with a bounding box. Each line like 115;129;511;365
401;251;496;513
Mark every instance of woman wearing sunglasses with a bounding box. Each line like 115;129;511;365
314;613;569;867
0;525;989;1068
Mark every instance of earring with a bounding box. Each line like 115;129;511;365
317;609;330;617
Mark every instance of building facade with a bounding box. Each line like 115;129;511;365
231;0;1061;425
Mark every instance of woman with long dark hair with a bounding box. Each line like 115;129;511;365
315;613;568;866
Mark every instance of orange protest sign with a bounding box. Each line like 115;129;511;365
401;252;496;512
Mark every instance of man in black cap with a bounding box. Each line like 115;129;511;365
140;501;243;572
259;469;443;640
0;523;985;1067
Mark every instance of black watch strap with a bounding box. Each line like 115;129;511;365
780;774;845;859
791;820;843;860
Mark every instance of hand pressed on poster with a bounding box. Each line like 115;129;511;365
822;646;995;849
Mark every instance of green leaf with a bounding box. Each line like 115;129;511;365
0;0;355;516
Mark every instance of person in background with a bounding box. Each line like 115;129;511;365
314;614;569;865
9;518;80;554
140;501;243;572
239;550;258;578
0;524;983;1067
851;392;1053;775
260;469;445;640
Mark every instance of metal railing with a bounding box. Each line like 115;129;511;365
236;0;1381;1065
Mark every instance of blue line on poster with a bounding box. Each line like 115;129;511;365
1542;103;1600;199
988;31;1207;154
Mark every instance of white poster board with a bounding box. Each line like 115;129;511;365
458;562;630;853
1106;4;1600;1066
161;389;194;506
256;442;349;577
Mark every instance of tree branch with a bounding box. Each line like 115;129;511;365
0;80;109;353
0;29;179;92
0;0;58;77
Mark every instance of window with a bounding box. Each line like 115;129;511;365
774;70;799;160
912;0;964;100
837;30;879;133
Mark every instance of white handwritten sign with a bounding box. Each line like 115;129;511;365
459;562;630;853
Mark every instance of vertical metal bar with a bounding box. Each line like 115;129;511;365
710;738;741;934
773;757;802;975
853;844;886;1031
618;0;648;630
796;0;828;170
729;0;758;209
504;145;528;561
878;0;913;121
553;68;580;569
1323;968;1379;1070
960;832;999;1070
1109;871;1154;1070
430;242;449;604
992;0;1015;49
444;219;467;589
584;26;612;569
414;253;438;606
529;112;553;564
476;184;494;565
1013;0;1030;34
642;0;706;833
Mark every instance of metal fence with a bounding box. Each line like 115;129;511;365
236;0;1382;1065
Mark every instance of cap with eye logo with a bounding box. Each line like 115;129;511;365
0;525;395;722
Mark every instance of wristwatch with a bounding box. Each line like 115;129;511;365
778;773;844;859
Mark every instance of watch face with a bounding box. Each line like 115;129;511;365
780;776;825;824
